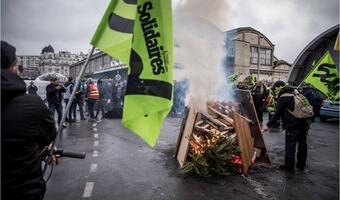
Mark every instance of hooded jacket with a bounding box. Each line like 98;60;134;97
1;69;57;200
46;82;66;104
267;86;307;129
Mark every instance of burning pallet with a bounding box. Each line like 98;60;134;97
174;91;270;175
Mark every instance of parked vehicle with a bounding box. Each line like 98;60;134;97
320;100;339;121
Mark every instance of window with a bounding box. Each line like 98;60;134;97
227;47;234;57
250;47;258;64
259;48;272;65
265;49;272;65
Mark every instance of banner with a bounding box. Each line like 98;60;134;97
303;51;339;102
91;0;173;147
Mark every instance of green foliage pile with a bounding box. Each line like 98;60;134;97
179;137;241;177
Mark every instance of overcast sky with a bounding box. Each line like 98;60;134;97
1;0;339;63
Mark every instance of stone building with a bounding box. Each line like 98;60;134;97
17;55;40;79
69;50;127;80
225;27;290;82
40;45;85;76
288;24;339;85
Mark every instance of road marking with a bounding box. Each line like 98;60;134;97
93;150;98;157
83;182;94;198
92;123;97;127
93;128;98;132
94;141;99;147
90;163;98;173
94;134;99;138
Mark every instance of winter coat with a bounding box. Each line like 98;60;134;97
1;69;56;200
27;85;38;95
266;86;307;129
75;83;85;104
46;83;66;104
251;84;267;106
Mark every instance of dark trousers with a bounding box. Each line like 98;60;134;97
87;99;96;119
254;102;263;124
64;99;76;120
77;102;85;119
285;125;308;170
48;103;63;125
95;100;105;119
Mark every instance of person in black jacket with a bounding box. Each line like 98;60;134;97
1;41;57;200
251;80;267;125
46;77;66;126
263;86;309;173
27;81;38;95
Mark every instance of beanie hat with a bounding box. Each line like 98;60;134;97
1;41;16;69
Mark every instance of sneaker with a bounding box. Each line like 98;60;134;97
279;165;294;174
71;119;76;122
81;117;86;120
88;118;95;122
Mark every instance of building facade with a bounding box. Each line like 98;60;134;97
225;27;290;82
69;50;127;80
18;55;41;79
40;45;85;76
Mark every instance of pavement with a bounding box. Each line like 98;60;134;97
44;115;339;200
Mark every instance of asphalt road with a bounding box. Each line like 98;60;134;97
44;116;339;200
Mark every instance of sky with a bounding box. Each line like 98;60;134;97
1;0;339;63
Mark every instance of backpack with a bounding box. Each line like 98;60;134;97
281;89;314;118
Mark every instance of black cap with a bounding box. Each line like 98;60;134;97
1;41;16;69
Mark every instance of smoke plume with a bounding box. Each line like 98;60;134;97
174;0;233;112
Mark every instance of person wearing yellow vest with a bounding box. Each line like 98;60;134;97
85;78;99;122
264;80;286;128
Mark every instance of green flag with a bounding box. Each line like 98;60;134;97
91;0;173;147
227;72;240;85
251;74;257;86
303;51;339;102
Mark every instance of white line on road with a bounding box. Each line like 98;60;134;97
93;128;98;132
94;133;99;138
94;141;99;147
93;150;98;157
90;163;98;173
92;123;97;127
83;182;94;198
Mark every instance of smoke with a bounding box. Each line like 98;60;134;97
174;0;233;112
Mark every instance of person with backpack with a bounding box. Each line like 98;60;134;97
303;84;324;119
263;86;314;173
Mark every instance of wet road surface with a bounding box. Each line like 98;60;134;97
45;116;339;200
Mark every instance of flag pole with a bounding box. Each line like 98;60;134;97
43;46;95;175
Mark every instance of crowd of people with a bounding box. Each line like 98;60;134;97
236;78;322;173
24;74;108;126
45;76;107;126
235;79;323;127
